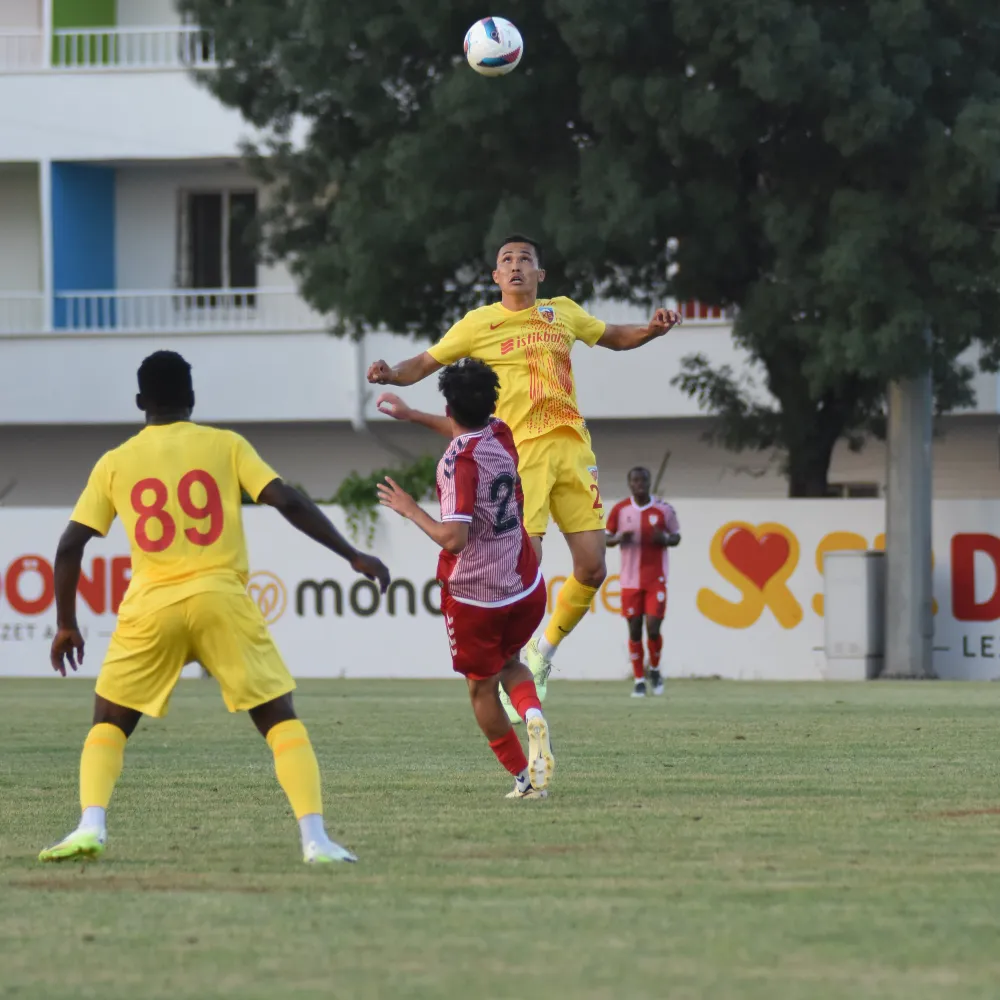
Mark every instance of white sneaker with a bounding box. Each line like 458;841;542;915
505;784;549;800
303;839;357;864
631;680;647;698
525;638;552;701
650;669;665;696
526;716;555;791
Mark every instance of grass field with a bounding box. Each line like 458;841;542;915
3;678;1000;1000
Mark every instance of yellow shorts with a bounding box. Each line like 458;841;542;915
95;590;295;718
517;427;606;537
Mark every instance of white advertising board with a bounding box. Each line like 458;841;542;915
2;500;1000;681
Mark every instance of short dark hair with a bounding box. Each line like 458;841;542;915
137;350;194;410
628;466;651;480
438;358;500;429
496;233;543;268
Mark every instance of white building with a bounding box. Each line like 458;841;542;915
1;0;998;507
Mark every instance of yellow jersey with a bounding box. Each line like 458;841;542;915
71;422;279;616
426;297;606;445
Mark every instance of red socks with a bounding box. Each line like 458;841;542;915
628;640;645;680
508;680;541;721
489;729;528;777
647;636;663;668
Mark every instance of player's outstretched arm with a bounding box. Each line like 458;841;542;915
51;520;101;675
376;392;452;438
367;352;442;387
377;477;469;554
257;480;390;592
596;309;682;351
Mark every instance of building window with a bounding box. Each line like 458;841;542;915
178;190;258;305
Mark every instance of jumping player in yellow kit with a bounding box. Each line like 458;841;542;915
368;235;680;719
39;350;389;865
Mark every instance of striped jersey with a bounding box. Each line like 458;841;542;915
436;417;541;606
606;496;680;590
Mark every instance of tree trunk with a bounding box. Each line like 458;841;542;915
783;405;848;497
786;448;834;497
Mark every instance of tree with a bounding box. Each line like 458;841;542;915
182;0;1000;495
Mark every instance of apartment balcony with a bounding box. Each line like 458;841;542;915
0;288;327;337
0;25;214;73
0;2;252;161
0;289;735;338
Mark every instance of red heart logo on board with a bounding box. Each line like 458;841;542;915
721;528;791;591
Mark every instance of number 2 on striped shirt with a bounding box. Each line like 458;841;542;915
490;474;519;535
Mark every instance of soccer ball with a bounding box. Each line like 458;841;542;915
464;16;523;77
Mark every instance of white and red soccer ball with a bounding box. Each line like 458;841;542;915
464;16;523;77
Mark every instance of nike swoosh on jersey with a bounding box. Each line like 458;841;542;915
490;321;506;330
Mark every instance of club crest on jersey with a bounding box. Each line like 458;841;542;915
588;466;599;482
537;305;555;324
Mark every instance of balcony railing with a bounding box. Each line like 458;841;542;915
0;292;45;334
0;25;215;73
52;288;326;334
0;289;325;336
54;26;216;70
0;289;735;336
0;30;43;72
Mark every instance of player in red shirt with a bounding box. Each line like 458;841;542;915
606;467;681;697
377;359;555;799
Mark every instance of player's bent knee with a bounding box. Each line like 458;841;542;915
250;693;298;738
92;695;141;738
575;560;607;588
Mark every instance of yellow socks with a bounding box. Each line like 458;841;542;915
542;575;599;655
79;723;127;813
266;719;323;820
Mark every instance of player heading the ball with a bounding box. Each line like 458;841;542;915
369;234;681;723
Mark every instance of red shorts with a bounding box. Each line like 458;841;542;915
621;586;667;620
441;580;546;681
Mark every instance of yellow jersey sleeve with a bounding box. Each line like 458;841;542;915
427;315;475;365
558;297;606;347
232;433;280;501
70;453;116;536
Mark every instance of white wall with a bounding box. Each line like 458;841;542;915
0;73;309;161
0;0;41;29
115;162;291;289
4;500;1000;681
0;332;354;425
0;163;41;290
117;0;181;27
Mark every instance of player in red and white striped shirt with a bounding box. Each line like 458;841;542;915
606;467;681;697
377;359;554;799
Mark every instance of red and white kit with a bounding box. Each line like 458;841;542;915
606;496;680;619
436;417;545;680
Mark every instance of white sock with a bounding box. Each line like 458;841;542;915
525;707;543;722
80;806;106;832
298;813;328;850
537;635;557;661
515;768;531;792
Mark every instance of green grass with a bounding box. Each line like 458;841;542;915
3;679;1000;999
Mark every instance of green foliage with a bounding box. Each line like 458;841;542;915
328;455;437;546
182;0;1000;493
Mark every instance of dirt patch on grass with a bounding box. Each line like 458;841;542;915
928;807;1000;819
